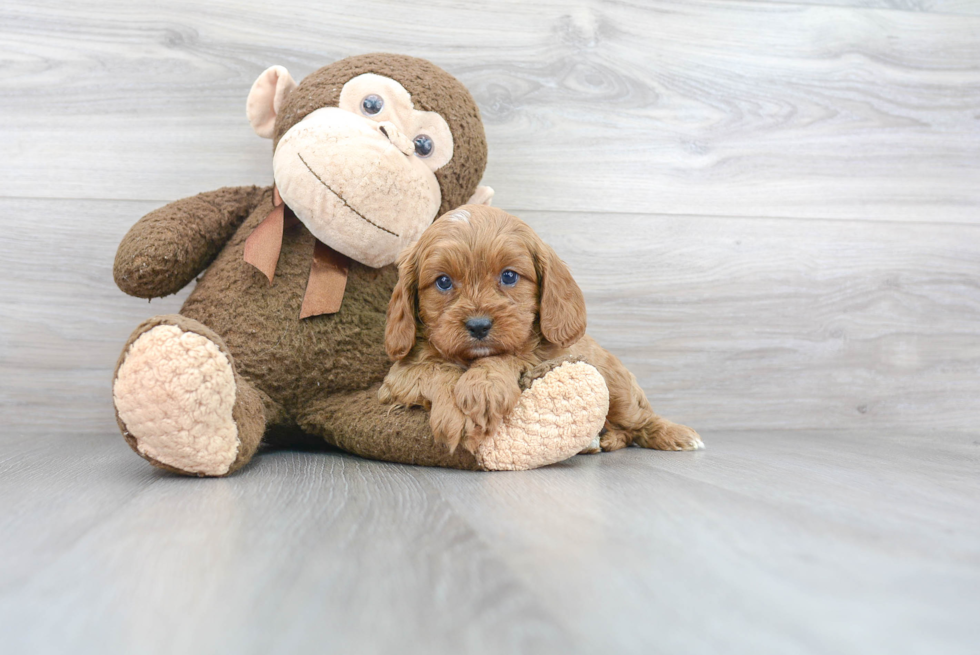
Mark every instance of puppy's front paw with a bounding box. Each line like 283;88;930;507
378;379;394;405
460;419;488;456
429;399;468;453
635;421;704;451
378;372;430;409
454;370;522;447
519;355;587;391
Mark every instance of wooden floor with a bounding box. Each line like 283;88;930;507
2;0;979;653
1;428;978;654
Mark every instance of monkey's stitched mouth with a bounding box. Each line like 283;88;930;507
296;152;401;238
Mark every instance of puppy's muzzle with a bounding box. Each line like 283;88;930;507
465;317;493;341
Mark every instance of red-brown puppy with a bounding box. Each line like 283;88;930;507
379;205;703;455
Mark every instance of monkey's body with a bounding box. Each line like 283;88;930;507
180;188;396;412
111;54;610;476
115;184;486;472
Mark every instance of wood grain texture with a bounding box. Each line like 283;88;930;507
3;198;976;435
1;431;978;654
422;431;980;654
0;198;187;437
2;1;979;653
755;0;980;17
0;436;581;654
527;210;980;432
1;0;978;221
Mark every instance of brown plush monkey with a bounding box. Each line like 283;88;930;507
112;54;608;476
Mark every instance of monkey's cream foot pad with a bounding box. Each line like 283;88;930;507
113;325;240;476
475;361;610;471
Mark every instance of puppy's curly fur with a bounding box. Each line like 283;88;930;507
379;205;703;455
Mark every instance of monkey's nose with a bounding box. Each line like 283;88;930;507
377;121;414;156
465;317;493;341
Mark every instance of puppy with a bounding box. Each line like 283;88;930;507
379;205;703;455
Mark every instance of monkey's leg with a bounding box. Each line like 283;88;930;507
300;360;609;471
298;385;481;470
112;314;277;476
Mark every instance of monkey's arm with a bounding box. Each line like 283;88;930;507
114;185;268;298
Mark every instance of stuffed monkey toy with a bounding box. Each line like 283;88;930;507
112;54;609;476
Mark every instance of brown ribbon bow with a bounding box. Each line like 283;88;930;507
243;186;350;319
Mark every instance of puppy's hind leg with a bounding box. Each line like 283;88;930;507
601;362;703;452
629;416;703;452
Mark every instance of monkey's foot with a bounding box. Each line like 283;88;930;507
113;317;247;476
475;361;609;471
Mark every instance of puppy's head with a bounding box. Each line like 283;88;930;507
385;205;586;363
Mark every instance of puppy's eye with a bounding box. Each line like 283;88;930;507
435;275;453;292
500;269;519;287
361;94;384;116
413;134;434;158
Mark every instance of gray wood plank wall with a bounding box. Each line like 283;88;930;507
2;0;977;436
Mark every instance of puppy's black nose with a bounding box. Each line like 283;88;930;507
465;317;493;340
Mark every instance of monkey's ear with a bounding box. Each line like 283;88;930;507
385;247;420;361
536;241;587;348
246;65;298;139
466;186;494;206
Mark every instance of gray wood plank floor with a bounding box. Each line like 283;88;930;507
1;0;978;653
2;430;978;654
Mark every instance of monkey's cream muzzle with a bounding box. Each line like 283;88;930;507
273;108;441;268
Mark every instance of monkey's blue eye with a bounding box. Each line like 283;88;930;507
414;134;434;158
435;275;453;292
361;94;384;116
500;270;519;287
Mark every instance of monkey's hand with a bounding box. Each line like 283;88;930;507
114;186;267;299
519;355;588;391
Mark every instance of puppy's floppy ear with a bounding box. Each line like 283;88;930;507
385;243;421;361
535;238;587;348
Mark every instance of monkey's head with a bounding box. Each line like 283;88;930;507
245;54;491;268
